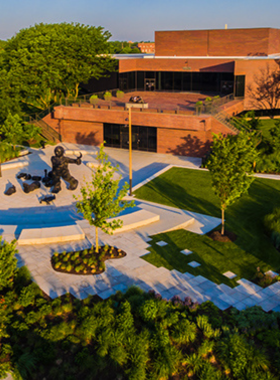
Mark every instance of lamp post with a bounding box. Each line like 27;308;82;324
128;107;132;196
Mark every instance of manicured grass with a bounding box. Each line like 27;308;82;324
135;167;280;286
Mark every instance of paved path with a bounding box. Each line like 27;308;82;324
1;144;280;313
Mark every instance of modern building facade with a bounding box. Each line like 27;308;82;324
45;28;280;157
117;28;280;108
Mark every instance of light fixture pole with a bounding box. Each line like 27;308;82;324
128;107;132;196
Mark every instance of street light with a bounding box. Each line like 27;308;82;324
125;107;133;196
128;107;132;196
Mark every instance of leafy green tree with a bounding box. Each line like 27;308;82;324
207;131;258;235
0;113;25;149
0;237;18;290
74;144;134;253
0;113;40;149
0;142;20;177
0;23;116;116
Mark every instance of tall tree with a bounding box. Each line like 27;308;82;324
0;23;116;118
207;131;258;235
74;144;134;253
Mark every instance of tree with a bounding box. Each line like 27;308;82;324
74;144;134;253
0;113;41;150
247;62;280;118
0;237;18;290
207;131;258;235
0;23;116;117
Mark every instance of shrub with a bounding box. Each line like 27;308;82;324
104;91;112;101
195;101;203;115
18;283;39;307
264;207;280;249
0;237;18;290
89;94;98;106
116;90;124;99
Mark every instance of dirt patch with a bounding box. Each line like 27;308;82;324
208;230;237;242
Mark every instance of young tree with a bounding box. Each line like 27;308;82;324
74;144;134;253
207;131;258;235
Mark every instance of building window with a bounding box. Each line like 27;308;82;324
234;75;245;97
104;124;157;152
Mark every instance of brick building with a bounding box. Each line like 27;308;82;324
45;28;280;157
137;42;155;54
118;27;280;108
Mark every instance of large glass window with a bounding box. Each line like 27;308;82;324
119;71;234;94
234;75;245;97
174;72;182;91
104;124;157;152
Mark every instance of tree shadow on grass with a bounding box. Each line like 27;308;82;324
135;175;220;218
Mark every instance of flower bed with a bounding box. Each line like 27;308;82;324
51;245;126;275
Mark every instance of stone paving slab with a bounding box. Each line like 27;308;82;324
223;271;237;279
181;249;192;256
188;261;201;268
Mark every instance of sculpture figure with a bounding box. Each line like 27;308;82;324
23;181;41;194
4;184;16;196
129;95;144;104
50;146;82;194
40;195;56;205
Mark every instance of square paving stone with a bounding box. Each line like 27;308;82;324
233;301;247;311
181;249;192;256
188;261;201;268
211;298;231;311
156;241;168;247
223;271;237;279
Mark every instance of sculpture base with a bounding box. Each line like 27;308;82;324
125;103;148;109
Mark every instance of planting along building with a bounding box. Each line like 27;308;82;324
44;27;280;157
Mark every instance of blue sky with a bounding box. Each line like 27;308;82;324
1;0;280;41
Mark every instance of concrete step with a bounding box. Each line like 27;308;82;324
18;223;85;245
110;210;160;234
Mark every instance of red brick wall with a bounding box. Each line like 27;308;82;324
44;106;237;157
155;28;279;57
269;29;280;55
157;128;211;156
53;106;212;132
234;59;280;109
119;57;234;73
60;121;103;145
220;99;245;116
155;30;208;56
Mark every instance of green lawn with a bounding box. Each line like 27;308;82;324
134;168;280;287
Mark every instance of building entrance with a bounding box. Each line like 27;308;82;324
104;124;157;152
145;79;155;91
120;126;139;149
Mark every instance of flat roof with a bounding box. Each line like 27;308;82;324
114;54;280;60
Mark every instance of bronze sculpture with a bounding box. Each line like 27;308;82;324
23;181;41;193
50;146;82;194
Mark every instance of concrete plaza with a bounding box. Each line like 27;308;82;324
1;144;280;313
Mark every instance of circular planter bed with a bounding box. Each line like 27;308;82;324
51;245;126;275
208;230;237;242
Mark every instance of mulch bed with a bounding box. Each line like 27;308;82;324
208;230;237;242
51;246;126;275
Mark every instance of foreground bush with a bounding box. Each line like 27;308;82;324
1;260;280;379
